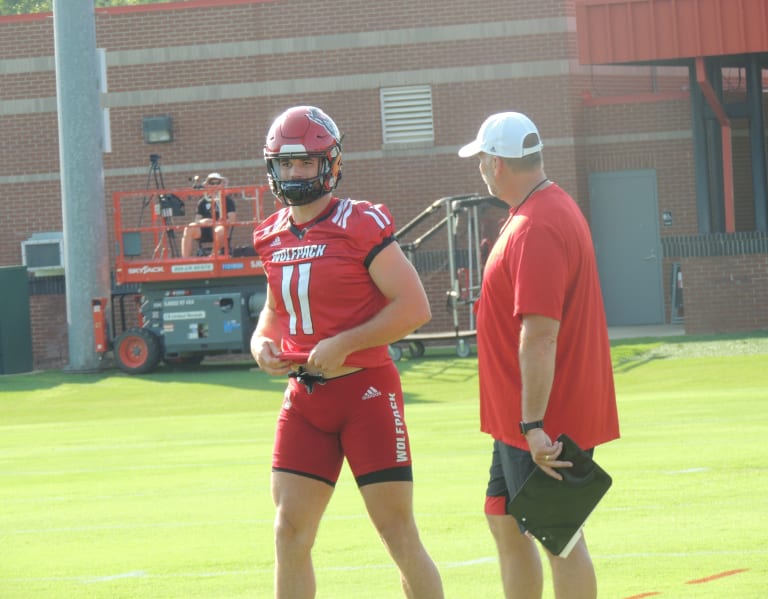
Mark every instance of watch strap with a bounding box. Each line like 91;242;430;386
519;419;544;435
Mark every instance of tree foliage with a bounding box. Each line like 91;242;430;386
0;0;173;16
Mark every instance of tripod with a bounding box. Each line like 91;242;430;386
146;153;165;190
144;155;181;258
139;154;165;226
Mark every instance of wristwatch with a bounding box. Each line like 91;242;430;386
519;420;544;435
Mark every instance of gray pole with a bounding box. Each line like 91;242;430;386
53;1;110;372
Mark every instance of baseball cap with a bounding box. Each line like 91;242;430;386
458;112;543;158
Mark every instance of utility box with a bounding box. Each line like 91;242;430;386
161;291;252;353
0;266;34;374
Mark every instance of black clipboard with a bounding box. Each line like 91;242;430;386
506;434;612;558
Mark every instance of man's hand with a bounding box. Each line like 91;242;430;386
524;428;571;480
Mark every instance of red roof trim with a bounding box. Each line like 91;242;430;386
576;0;768;65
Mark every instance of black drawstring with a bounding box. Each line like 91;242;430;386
288;367;326;394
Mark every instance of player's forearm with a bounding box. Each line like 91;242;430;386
334;293;431;354
253;304;282;347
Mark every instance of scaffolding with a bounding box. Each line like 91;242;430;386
390;193;506;359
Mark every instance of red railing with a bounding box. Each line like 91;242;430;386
113;184;273;284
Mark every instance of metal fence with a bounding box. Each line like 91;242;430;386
662;232;768;258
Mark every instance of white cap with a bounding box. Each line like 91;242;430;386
458;112;543;158
204;172;226;185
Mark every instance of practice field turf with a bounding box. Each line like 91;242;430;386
1;333;767;598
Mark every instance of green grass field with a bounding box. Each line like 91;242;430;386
2;332;767;598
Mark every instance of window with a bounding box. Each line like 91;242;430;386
380;85;434;145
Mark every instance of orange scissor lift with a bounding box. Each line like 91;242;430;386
96;181;274;374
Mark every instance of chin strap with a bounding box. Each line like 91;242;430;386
278;177;326;206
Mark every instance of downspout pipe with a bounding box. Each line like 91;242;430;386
695;57;735;233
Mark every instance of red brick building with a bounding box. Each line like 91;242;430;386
0;0;766;370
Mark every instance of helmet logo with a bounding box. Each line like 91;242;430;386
307;107;340;142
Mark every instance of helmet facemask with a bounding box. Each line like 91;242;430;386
266;147;342;207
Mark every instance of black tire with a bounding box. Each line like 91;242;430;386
114;328;163;375
408;341;426;358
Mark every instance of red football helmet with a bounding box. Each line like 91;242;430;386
264;106;343;206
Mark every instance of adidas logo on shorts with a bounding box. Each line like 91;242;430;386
361;386;382;400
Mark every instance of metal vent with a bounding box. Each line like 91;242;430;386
380;85;434;144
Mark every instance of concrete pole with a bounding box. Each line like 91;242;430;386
53;1;110;372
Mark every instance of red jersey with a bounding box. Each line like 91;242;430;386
476;183;619;450
253;197;395;368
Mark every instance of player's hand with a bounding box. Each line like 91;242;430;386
306;336;349;375
525;429;571;480
251;337;292;376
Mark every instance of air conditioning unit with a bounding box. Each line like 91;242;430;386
21;232;65;277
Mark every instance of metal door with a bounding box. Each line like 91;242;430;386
0;266;33;374
589;170;665;325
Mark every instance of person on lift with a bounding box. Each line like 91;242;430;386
181;172;237;257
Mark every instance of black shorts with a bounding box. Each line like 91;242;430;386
485;439;594;526
199;226;214;243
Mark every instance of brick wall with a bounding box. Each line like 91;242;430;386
680;254;768;334
29;294;68;369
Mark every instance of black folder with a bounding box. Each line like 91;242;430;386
506;434;612;558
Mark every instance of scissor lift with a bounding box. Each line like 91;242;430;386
390;194;506;360
94;179;274;374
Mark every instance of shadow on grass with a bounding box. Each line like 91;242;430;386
613;353;668;374
5;330;765;394
397;357;478;380
1;356;472;399
139;361;288;392
0;360;283;394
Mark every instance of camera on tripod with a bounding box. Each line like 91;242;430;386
159;193;185;217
